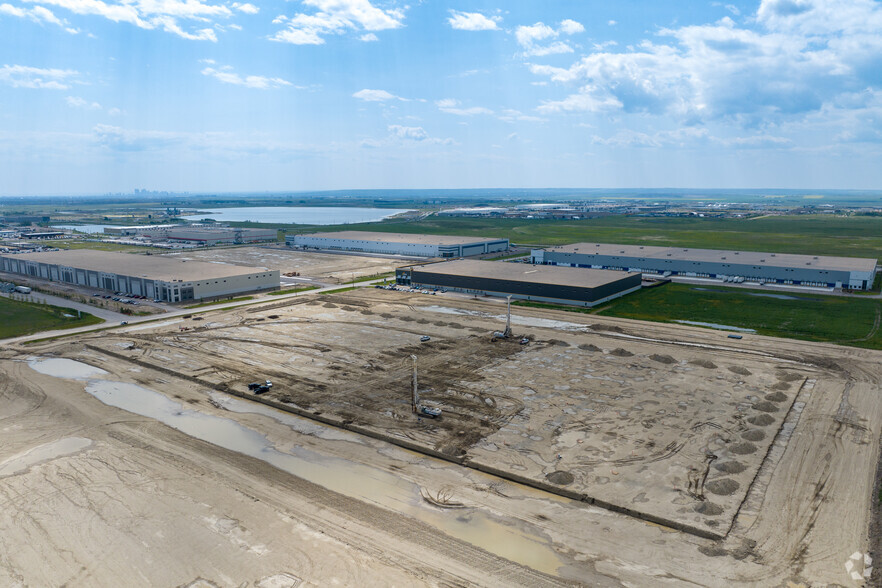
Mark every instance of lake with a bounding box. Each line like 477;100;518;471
181;206;412;225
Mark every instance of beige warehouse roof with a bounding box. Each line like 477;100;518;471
7;250;271;281
411;259;637;288
300;231;506;245
545;243;878;273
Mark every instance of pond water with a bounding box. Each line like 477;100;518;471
181;206;412;225
27;357;565;576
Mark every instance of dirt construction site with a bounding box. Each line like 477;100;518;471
2;287;882;586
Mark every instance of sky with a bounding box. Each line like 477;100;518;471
2;0;882;195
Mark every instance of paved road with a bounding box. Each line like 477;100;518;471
3;279;387;345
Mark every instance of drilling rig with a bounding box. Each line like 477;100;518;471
411;354;441;418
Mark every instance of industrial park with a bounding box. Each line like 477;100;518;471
7;0;882;583
0;209;881;587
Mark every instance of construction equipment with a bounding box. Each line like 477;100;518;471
491;296;514;341
410;354;441;418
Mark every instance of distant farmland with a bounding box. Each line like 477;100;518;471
282;214;882;260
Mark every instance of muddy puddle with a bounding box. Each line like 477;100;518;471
28;357;108;379
0;437;93;477
27;358;566;576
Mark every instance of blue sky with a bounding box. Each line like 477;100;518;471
2;0;882;195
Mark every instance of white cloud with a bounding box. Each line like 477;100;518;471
515;19;583;57
353;88;407;102
271;0;404;45
528;1;882;129
93;124;183;151
231;2;257;14
436;98;493;116
447;10;500;31
0;3;78;32
0;64;79;89
20;0;234;41
359;125;455;148
359;32;378;41
559;19;584;35
201;65;292;89
608;19;617;26
66;96;101;109
388;124;427;140
498;109;546;123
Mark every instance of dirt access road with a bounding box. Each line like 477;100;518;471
2;288;882;586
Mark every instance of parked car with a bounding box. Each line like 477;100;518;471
420;335;431;342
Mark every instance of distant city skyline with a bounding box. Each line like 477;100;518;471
2;0;882;195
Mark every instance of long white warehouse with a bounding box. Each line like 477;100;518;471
533;243;878;290
287;230;509;258
0;250;279;302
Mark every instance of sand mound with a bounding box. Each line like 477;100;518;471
545;471;575;485
610;348;633;357
714;460;748;474
729;442;758;455
650;354;676;365
695;501;724;515
728;366;752;376
706;478;740;496
753;401;779;413
578;344;601;352
689;359;718;369
747;414;775;426
741;429;766;442
765;391;788;402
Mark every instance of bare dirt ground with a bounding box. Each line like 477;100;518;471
161;247;409;283
3;288;882;587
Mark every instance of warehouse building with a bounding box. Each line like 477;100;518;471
533;243;878;290
0;250;279;302
288;231;509;257
162;227;278;245
396;259;641;307
103;225;177;236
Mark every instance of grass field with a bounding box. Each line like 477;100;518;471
591;283;882;349
0;296;103;339
284;215;882;259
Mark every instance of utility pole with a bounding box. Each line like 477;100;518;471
411;354;419;413
504;295;512;338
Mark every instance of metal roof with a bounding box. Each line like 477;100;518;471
298;231;506;245
5;250;272;281
410;259;637;288
544;243;878;273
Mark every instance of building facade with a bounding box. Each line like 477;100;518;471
288;231;509;257
396;259;641;307
0;250;279;302
533;243;878;290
